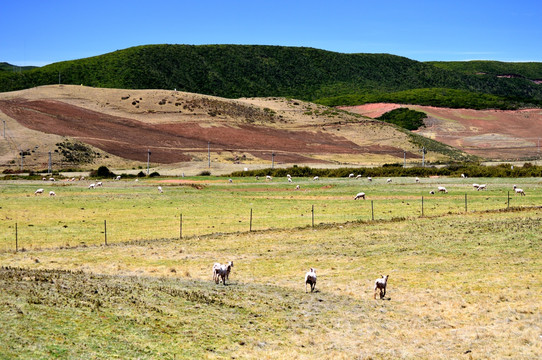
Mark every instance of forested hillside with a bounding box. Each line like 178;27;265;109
1;45;541;109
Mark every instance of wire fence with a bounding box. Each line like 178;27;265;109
1;190;538;253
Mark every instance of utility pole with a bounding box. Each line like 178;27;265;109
272;151;275;169
420;147;426;167
48;151;52;174
208;141;211;168
403;151;406;168
146;149;151;175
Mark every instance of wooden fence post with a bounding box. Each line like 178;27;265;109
311;205;314;228
371;200;374;221
180;213;183;239
104;220;107;245
15;222;18;252
508;191;510;209
250;209;253;232
465;193;468;212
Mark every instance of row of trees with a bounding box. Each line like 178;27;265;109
1;45;541;109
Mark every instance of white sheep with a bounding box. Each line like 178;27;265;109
228;178;233;183
429;190;435;195
266;175;272;181
313;176;319;181
115;175;121;181
438;186;448;193
34;188;44;195
305;268;317;293
96;181;103;187
477;184;487;191
49;191;56;196
288;178;293;183
513;185;525;196
415;177;420;183
367;177;372;182
374;274;389;299
295;185;300;190
461;173;467;178
49;177;55;182
213;261;234;285
88;183;96;189
354;192;366;200
349;173;354;178
287;174;291;179
472;183;480;189
158;186;163;193
356;174;362;179
386;178;392;183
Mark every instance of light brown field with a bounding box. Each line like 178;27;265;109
0;86;442;172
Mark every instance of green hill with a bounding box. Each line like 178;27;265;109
0;62;38;72
427;60;542;80
1;45;541;109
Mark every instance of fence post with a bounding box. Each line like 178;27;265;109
180;213;183;239
465;193;468;212
421;196;424;217
311;205;314;228
250;209;253;232
15;222;18;252
508;191;510;209
104;220;107;245
371;200;374;221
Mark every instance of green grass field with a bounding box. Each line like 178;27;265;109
0;176;541;359
1;176;540;251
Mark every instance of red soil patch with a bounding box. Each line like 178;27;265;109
342;103;542;160
0;99;374;164
339;103;402;118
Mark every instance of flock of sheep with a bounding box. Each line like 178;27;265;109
211;261;390;299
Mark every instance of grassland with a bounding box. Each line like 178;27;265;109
0;177;541;359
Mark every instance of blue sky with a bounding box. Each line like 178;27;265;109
2;0;541;66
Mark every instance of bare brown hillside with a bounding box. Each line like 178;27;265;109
0;85;431;169
342;103;542;160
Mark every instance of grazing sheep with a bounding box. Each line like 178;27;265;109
212;263;221;283
349;173;355;178
415;177;420;183
49;177;55;182
513;185;526;196
115;175;121;181
438;186;448;193
313;176;319;181
305;268;317;293
88;183;96;189
367;177;372;182
96;181;103;187
266;175;272;181
477;184;487;191
288;177;293;183
374;275;389;299
356;174;362;179
135;178;139;182
472;183;480;190
34;188;44;195
49;191;56;196
158;186;163;193
461;173;467;178
228;178;233;183
386;178;392;183
354;192;366;200
429;190;435;195
295;185;300;190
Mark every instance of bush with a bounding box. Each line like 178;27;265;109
198;170;211;176
377;108;427;130
149;171;160;177
90;166;116;178
137;171;146;177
